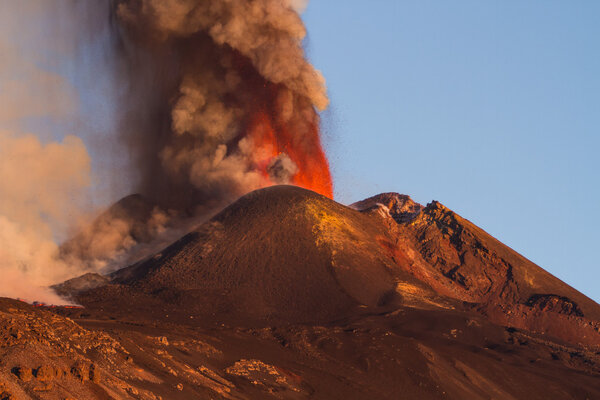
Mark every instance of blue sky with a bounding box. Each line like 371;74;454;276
302;1;600;302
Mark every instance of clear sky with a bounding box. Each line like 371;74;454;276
302;1;600;302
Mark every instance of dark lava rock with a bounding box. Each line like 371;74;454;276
34;365;62;382
527;294;584;317
11;367;32;383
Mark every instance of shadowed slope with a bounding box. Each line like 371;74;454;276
354;197;600;347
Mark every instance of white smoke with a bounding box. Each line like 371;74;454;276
0;1;97;303
0;132;91;303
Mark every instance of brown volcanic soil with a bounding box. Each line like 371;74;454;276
4;185;600;399
79;185;433;324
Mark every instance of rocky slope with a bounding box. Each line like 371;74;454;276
392;199;600;346
2;185;600;399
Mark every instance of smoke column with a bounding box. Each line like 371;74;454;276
112;0;333;212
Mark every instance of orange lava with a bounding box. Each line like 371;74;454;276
247;109;333;198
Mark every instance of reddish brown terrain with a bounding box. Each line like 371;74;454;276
2;185;600;399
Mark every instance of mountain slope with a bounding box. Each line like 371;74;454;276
8;185;600;399
73;185;600;346
3;295;600;400
80;185;436;323
389;199;600;346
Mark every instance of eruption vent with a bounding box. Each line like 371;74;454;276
114;0;333;210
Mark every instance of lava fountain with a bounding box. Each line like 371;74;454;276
245;83;333;199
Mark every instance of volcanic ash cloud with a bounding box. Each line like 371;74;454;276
113;0;333;211
0;2;99;303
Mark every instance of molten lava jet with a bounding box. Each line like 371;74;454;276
245;84;333;199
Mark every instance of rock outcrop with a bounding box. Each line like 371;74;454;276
351;192;424;223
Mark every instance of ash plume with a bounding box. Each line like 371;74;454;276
111;0;331;212
0;132;90;304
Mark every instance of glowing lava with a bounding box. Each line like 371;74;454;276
245;86;333;199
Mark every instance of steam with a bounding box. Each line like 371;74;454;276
0;132;90;303
0;0;331;302
0;1;99;303
268;154;299;184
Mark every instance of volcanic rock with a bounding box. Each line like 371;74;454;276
526;294;584;317
33;365;63;382
391;199;600;346
11;367;32;383
76;185;600;346
14;185;600;399
351;192;424;223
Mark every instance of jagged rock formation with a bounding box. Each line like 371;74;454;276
58;194;169;267
526;294;584;317
351;192;424;223
384;199;600;346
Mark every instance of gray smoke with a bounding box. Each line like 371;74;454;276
111;0;329;211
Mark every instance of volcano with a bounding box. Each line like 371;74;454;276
2;185;600;399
